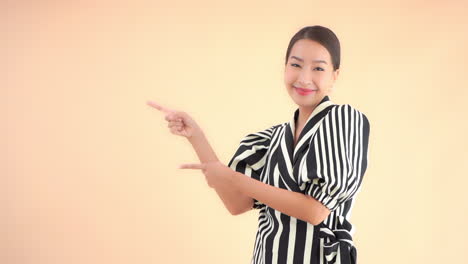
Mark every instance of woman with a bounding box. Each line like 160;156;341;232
148;25;370;264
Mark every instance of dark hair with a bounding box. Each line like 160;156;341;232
285;25;341;71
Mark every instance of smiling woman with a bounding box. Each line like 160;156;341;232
226;25;369;264
150;25;369;264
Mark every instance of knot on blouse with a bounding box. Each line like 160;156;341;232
318;216;357;264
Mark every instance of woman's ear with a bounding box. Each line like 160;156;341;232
333;68;340;82
327;69;340;94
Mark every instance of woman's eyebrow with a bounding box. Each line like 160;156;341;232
290;55;328;65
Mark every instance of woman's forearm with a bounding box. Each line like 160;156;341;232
187;131;253;214
229;170;330;225
213;181;254;215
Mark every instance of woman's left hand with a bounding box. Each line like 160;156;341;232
179;160;234;189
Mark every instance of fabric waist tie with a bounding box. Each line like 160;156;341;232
317;216;357;264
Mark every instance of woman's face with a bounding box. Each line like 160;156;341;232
284;39;339;109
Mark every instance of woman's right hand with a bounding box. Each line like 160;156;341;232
147;100;203;139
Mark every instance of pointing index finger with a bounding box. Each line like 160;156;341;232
147;100;172;113
179;164;204;170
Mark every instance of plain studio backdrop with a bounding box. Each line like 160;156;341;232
3;1;468;263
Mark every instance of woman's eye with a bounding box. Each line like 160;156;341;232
290;64;324;71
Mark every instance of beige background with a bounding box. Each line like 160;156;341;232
4;0;468;263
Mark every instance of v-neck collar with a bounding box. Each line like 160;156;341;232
285;95;336;166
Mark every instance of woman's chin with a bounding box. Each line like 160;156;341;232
290;95;323;108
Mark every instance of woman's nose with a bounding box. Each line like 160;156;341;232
298;69;313;86
298;78;313;87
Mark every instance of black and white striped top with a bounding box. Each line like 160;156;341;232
228;95;370;264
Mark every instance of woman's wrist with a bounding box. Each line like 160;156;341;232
187;130;220;163
187;129;205;143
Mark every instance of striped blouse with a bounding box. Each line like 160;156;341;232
227;95;370;264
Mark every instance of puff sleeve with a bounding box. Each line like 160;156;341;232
227;126;275;209
300;104;370;212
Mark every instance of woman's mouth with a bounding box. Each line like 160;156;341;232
294;86;317;96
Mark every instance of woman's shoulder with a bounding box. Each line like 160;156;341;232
329;103;370;126
240;124;282;142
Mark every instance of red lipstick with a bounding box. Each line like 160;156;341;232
294;87;317;96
